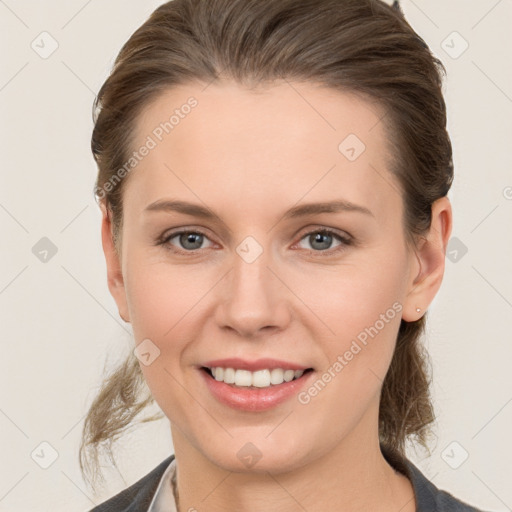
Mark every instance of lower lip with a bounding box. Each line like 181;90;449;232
200;368;314;412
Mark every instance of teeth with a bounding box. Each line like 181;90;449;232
234;369;252;387
252;369;270;388
223;367;236;384
284;369;295;382
270;368;284;385
208;367;306;387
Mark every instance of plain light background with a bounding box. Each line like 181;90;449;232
1;0;511;511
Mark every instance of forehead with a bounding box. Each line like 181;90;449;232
123;80;400;223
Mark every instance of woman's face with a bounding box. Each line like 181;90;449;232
104;80;426;473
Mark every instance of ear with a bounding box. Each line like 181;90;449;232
402;196;453;321
100;202;130;323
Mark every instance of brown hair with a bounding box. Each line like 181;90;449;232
81;0;453;490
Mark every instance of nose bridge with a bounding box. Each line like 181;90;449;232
216;235;289;336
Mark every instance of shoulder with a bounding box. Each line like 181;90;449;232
88;454;175;512
406;460;489;512
382;445;491;512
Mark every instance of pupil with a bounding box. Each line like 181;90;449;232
181;233;202;249
312;232;331;250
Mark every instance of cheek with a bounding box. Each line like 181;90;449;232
303;253;407;344
298;253;406;402
123;263;197;423
124;254;214;339
293;270;403;446
122;258;191;369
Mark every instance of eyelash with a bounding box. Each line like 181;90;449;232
156;227;353;257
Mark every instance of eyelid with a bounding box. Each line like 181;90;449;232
294;225;353;243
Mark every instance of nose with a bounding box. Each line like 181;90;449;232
214;243;291;339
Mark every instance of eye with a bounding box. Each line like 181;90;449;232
295;228;352;255
157;227;353;256
159;230;214;253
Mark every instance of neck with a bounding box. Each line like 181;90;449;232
170;416;415;512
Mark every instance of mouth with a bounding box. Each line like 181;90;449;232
198;357;316;411
199;365;315;411
201;366;314;388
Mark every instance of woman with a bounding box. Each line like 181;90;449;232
81;0;488;510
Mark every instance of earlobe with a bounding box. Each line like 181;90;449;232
402;196;453;322
100;203;131;323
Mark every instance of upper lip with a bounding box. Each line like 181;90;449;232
201;358;311;372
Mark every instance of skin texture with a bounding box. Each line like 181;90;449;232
100;80;452;512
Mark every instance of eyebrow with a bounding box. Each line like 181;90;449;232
144;198;374;220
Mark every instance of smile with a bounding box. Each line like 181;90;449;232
203;366;312;388
199;360;315;412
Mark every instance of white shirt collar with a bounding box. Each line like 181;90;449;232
147;457;178;512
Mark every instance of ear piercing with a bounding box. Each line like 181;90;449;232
416;307;421;313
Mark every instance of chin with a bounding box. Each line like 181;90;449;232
199;436;312;475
